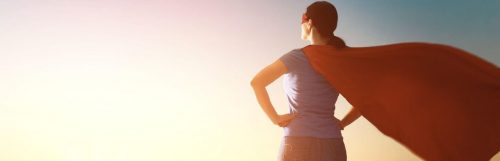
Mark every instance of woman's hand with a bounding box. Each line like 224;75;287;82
272;113;298;127
339;106;361;130
339;122;345;130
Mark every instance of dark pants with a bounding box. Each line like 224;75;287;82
278;136;347;161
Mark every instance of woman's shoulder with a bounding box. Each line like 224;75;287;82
283;48;306;57
280;48;309;69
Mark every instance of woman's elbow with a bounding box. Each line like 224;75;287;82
250;78;263;88
250;79;259;87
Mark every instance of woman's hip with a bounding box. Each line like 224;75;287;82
278;136;346;161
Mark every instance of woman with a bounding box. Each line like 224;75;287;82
251;1;361;161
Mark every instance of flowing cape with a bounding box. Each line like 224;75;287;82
302;43;500;161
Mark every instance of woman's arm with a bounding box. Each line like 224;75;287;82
340;106;362;130
251;60;296;127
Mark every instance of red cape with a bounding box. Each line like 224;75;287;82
303;43;500;161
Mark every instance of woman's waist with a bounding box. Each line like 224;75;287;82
290;115;340;125
292;111;337;119
284;120;343;138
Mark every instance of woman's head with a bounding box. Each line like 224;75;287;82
301;1;345;47
301;1;338;39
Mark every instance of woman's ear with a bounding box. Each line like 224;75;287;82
307;19;313;31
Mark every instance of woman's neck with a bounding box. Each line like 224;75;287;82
309;30;330;45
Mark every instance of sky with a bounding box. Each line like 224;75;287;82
0;0;499;161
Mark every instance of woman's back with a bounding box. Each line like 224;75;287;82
280;48;342;139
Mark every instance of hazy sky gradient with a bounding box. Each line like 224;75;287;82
0;0;498;161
